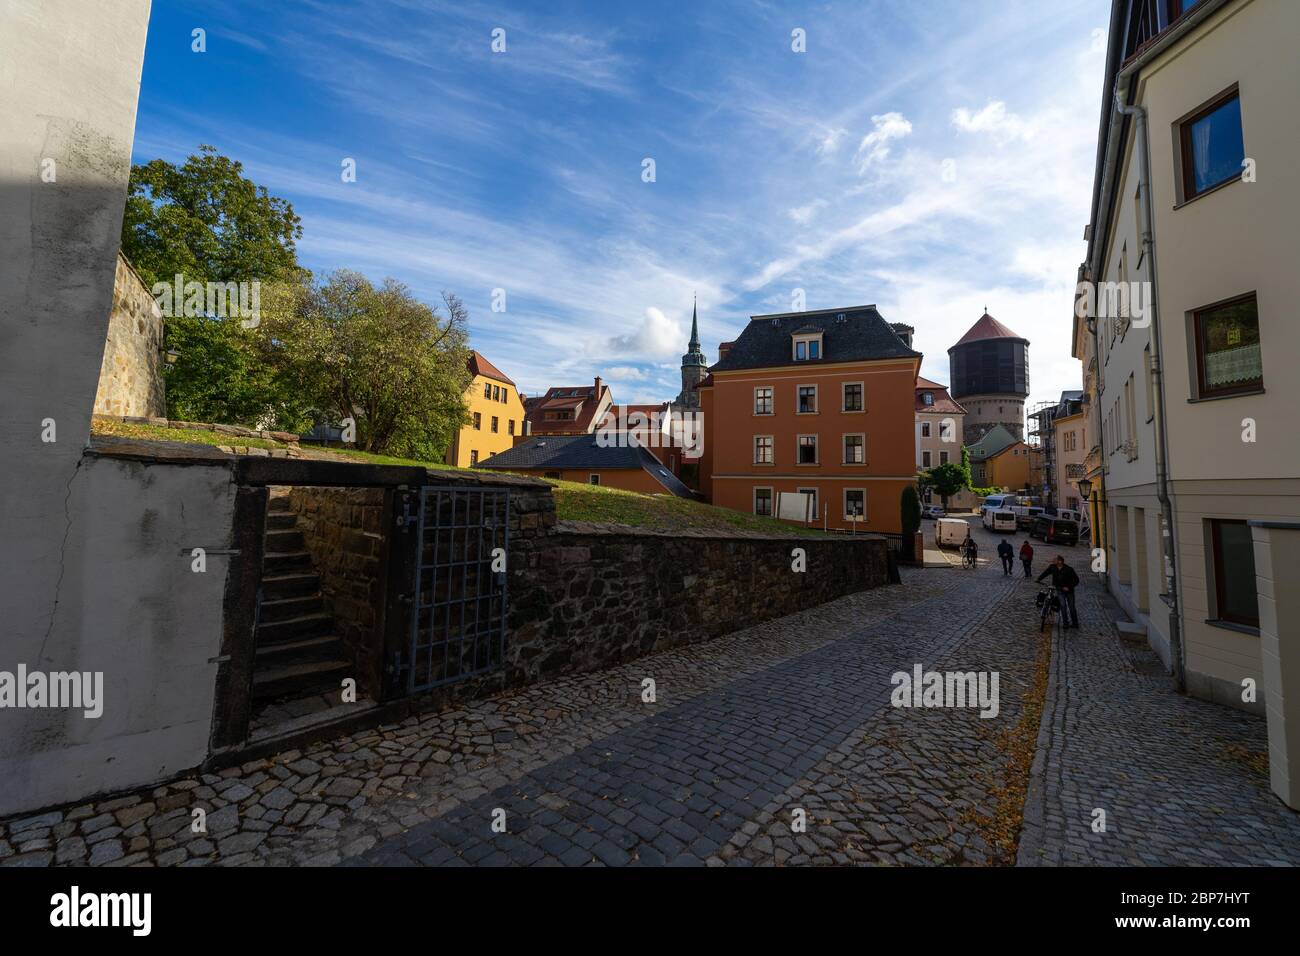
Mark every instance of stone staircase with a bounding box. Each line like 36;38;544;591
253;494;354;705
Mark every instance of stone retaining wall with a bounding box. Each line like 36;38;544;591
506;521;889;683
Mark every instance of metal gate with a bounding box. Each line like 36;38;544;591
407;485;510;692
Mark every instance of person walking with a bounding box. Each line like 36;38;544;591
1037;555;1081;628
997;538;1014;575
1019;539;1034;578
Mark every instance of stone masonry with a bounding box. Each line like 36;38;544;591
93;252;165;418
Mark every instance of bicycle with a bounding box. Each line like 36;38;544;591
1036;587;1060;633
961;544;978;569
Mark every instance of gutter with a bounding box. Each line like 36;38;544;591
1112;87;1185;693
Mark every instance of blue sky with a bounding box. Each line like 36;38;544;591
134;0;1109;411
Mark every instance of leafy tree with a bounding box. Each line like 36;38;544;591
265;271;471;458
121;145;310;427
900;485;922;562
924;462;967;510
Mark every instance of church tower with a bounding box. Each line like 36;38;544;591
675;297;707;409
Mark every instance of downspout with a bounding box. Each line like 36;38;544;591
1113;86;1186;692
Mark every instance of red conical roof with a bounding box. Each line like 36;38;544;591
953;312;1023;347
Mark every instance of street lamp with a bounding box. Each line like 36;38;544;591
1077;477;1092;501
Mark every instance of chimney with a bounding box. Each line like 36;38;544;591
594;375;603;393
717;341;733;361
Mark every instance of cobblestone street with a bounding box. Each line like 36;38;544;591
3;520;1296;867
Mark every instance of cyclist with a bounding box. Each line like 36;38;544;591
961;532;978;569
1037;555;1081;628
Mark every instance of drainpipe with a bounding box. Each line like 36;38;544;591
1113;86;1186;692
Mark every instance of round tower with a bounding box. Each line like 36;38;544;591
947;311;1029;445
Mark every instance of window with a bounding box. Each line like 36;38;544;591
483;383;492;399
470;450;479;465
843;382;863;412
843;434;864;464
921;422;931;438
491;416;499;433
797;385;817;414
844;489;865;520
1178;88;1243;202
922;450;932;468
588;474;601;486
939;450;949;465
939;421;952;441
508;419;515;435
1209;519;1258;628
793;334;822;361
754;386;773;415
473;411;481;430
544;471;561;479
921;392;934;406
754;435;774;464
797;435;818;464
754;487;773;516
1193;293;1262;398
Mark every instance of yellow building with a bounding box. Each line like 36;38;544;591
445;351;526;468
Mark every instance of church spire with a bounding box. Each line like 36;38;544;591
688;294;700;351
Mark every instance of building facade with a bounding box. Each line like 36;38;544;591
915;377;976;510
698;305;919;533
948;312;1030;444
1083;0;1300;807
966;424;1029;492
444;351;526;467
523;376;614;437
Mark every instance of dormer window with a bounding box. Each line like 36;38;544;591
792;331;823;361
922;392;934;406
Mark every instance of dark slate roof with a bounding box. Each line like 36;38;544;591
478;435;643;470
477;436;694;497
710;305;919;372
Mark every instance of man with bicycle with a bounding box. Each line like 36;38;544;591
960;531;978;569
1037;555;1081;628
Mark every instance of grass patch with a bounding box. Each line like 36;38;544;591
91;418;281;450
545;478;827;536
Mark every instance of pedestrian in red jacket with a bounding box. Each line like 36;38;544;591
1019;540;1034;578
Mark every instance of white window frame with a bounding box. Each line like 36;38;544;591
753;434;774;465
792;332;823;361
842;381;865;413
796;434;819;466
796;383;818;415
753;385;774;416
843;488;866;521
921;421;932;438
842;432;866;465
588;474;601;486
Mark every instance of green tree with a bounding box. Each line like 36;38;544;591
924;462;967;510
900;485;922;562
121;145;311;427
265;271;471;458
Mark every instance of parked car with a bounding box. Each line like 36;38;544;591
1015;505;1045;529
1031;516;1080;546
923;505;946;520
983;509;1018;533
935;517;970;549
979;493;1013;517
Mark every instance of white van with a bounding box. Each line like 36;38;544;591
979;493;1013;516
936;517;970;549
983;509;1017;533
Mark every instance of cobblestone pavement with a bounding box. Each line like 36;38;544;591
5;520;1295;866
1018;576;1300;866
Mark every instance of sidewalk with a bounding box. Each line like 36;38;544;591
1018;581;1300;865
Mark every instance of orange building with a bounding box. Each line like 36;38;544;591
444;351;526;468
698;305;920;532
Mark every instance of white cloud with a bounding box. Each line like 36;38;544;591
788;199;828;224
951;101;1034;143
604;365;649;381
607;307;685;361
854;112;912;174
816;127;848;156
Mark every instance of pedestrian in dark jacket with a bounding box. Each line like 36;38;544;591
1037;556;1081;628
1019;540;1034;578
997;539;1014;575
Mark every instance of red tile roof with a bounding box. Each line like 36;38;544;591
467;350;515;386
915;378;967;414
953;312;1023;347
524;383;612;434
